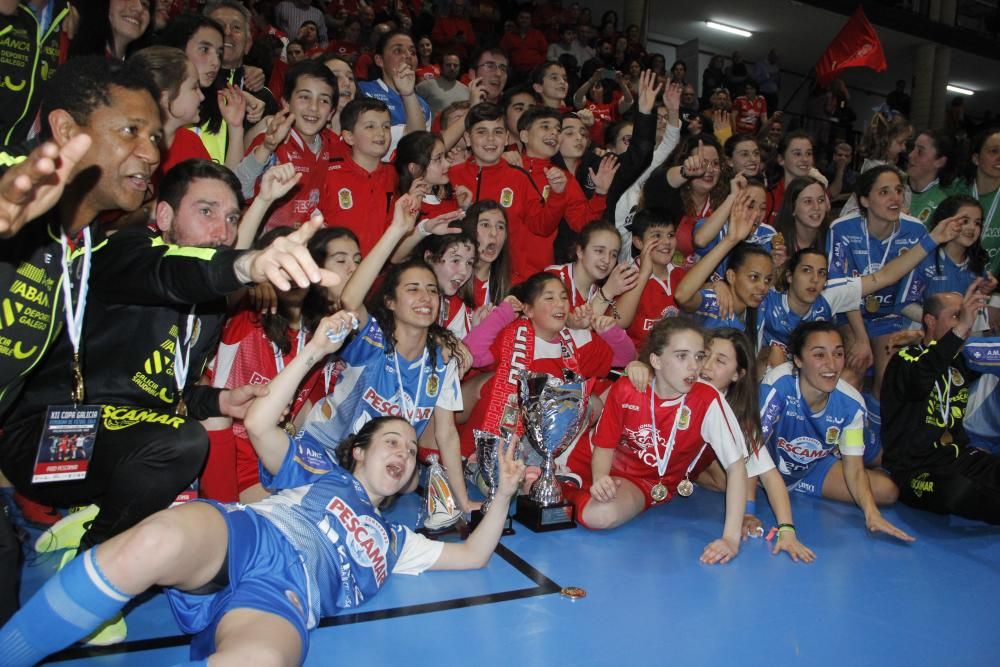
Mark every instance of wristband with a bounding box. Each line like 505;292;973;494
679;165;690;180
745;500;756;515
777;523;796;534
416;219;431;237
919;233;938;254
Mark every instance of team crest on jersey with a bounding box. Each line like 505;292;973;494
339;188;354;209
677;405;691;430
825;426;840;445
950;367;964;386
660;305;679;319
918;208;930;221
499;187;514;207
542;184;551;201
426;373;439;397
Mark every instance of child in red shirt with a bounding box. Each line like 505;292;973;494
448;103;566;282
319;98;399;253
245;61;344;232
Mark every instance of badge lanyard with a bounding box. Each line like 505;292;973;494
568;263;595;307
172;307;197;416
392;348;428;424
59;228;93;404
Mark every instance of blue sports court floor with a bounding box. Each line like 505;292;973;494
19;486;1000;666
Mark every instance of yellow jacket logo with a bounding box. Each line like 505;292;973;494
102;406;184;430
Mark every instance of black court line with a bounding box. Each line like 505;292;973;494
48;543;561;662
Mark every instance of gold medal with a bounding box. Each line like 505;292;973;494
676;477;694;497
283;421;297;436
175;398;187;416
71;352;85;404
864;294;880;314
650;482;668;502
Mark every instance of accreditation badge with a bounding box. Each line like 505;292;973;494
33;405;101;483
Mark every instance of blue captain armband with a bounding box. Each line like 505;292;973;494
919;234;938;254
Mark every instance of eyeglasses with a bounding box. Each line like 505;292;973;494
478;61;509;74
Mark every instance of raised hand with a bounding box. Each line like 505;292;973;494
545;166;567;194
262;108;295;152
567;303;593;329
929;212;972;246
603;262;639;298
218;85;247;127
308;310;361;356
637;69;663;114
395;62;416;97
243;90;266;124
624;360;651;392
419;208;466;237
467;76;488;104
592;315;617;334
588;154;620;195
258;163;302;203
495;435;527;498
681;139;708;180
242;211;341;290
663;81;683;113
455;185;474;210
0;133;92;239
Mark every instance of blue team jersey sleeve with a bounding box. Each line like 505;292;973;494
826;217;856;280
260;431;338;491
759;367;790;449
964;337;1000;374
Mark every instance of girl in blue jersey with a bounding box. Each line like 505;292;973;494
693;176;777;277
904;196;997;329
762;211;964;368
675;192;774;338
299;196;477;510
826;164;933;398
758;321;914;542
0;310;526;667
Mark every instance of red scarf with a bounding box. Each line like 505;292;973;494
481;318;582;439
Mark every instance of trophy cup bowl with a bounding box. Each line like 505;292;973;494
469;429;517;534
515;369;588;531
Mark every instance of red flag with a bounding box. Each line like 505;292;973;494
814;8;887;85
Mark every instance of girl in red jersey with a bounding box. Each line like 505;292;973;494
395;131;464;220
616;209;686;349
460;200;512;309
545;220;639;318
623;327;816;562
458;272;635;460
565;317;769;563
414;231;478;339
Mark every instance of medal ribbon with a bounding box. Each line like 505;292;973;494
648;380;686;478
392;347;428;424
861;219;899;276
933;370;951;426
173;306;197;401
59;228;93;397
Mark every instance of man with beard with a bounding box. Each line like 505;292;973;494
417;52;470;114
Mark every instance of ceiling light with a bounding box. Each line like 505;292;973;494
946;84;974;96
705;21;752;37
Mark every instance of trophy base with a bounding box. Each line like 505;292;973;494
470;509;516;535
514;497;576;532
417;517;470;541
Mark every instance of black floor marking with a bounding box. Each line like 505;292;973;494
48;543;561;662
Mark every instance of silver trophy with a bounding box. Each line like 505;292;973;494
473;429;505;514
516;369;588;530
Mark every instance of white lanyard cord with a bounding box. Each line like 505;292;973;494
648;380;686;478
393;347;428;424
59;227;93;356
173;307;197;397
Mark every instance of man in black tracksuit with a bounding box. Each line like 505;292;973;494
881;281;1000;524
0;1;75;146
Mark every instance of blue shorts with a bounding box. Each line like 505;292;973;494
787;454;837;497
165;501;310;661
862;313;911;338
